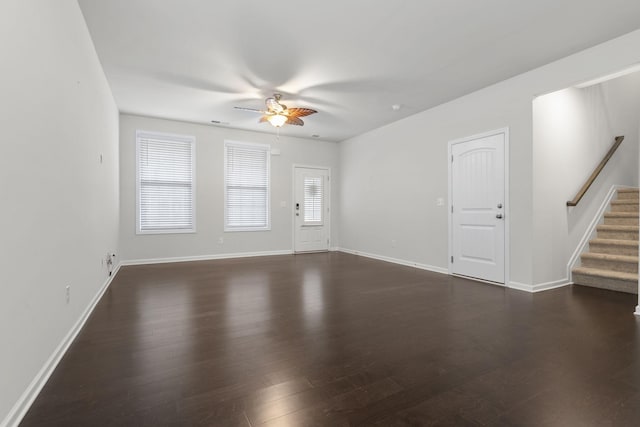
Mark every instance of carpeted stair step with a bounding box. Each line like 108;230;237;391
610;200;639;212
604;212;639;226
580;252;639;274
572;267;638;294
588;238;638;256
616;188;639;200
596;224;639;240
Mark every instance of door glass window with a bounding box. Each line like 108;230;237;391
303;176;323;224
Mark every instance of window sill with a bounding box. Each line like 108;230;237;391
136;229;196;235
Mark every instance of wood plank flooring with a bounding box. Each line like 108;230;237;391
20;252;640;426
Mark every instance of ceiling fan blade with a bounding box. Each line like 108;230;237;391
286;117;304;126
234;107;265;113
259;115;270;123
286;108;317;118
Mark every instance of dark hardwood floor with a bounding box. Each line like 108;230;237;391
21;252;640;426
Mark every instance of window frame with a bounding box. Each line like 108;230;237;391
135;130;196;235
224;140;271;232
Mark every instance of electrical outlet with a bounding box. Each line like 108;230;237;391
65;285;71;304
391;239;397;248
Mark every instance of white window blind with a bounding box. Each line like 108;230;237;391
303;176;323;223
224;141;270;231
136;131;195;234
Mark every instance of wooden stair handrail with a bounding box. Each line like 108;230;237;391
567;136;625;207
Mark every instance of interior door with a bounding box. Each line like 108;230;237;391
451;132;505;283
294;167;330;252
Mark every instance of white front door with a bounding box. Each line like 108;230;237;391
450;130;506;283
294;167;330;252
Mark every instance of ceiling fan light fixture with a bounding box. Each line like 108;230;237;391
267;114;287;127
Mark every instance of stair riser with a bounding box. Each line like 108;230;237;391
616;191;639;200
589;243;638;256
597;230;639;240
611;204;639;213
604;217;639;226
573;273;638;294
581;258;639;274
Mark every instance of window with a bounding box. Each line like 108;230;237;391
136;130;195;234
224;141;270;231
303;176;323;224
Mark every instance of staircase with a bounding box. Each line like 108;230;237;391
572;188;639;294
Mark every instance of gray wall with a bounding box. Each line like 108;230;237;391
119;115;340;262
338;29;640;290
0;0;119;423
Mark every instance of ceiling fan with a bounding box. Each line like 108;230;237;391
234;94;317;128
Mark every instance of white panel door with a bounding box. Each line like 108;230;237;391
451;133;505;283
294;167;330;252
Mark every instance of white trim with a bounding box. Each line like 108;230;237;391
120;250;293;266
1;264;122;427
507;281;535;292
292;165;332;253
566;185;628;281
337;247;448;275
508;279;571;293
635;305;640;316
530;278;571;292
448;127;510;285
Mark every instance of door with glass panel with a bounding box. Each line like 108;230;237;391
294;167;330;252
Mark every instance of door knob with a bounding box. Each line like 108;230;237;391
496;213;503;219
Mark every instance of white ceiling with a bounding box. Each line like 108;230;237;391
78;0;640;142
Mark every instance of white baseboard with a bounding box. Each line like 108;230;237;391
1;264;122;427
566;185;622;281
508;281;534;292
508;278;570;293
531;278;571;292
337;247;448;275
120;250;294;266
635;305;640;316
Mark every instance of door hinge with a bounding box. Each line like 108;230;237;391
451;205;453;213
451;256;454;263
451;155;454;163
327;239;330;244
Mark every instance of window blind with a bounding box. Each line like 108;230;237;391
137;131;195;233
224;141;270;230
303;176;323;223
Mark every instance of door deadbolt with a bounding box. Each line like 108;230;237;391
497;203;503;209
